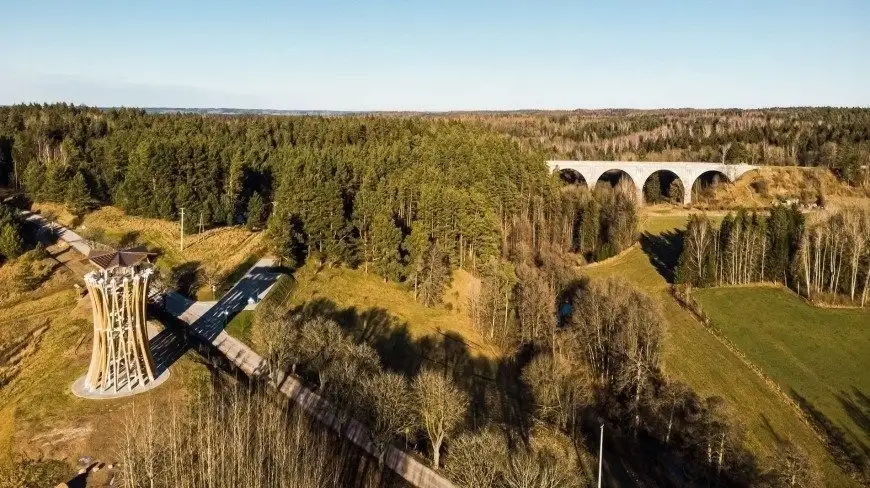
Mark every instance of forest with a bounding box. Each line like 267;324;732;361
677;205;870;307
469;108;870;186
1;104;862;486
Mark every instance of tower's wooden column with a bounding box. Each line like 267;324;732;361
83;268;156;392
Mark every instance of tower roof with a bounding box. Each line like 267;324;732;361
87;246;155;270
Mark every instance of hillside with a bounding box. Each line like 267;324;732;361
0;241;208;481
694;166;868;209
583;213;858;487
695;286;870;473
32;203;266;299
249;262;500;374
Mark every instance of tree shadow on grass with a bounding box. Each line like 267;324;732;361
836;387;870;457
639;230;684;283
792;389;869;479
290;297;536;447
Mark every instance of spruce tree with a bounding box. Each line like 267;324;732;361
0;223;23;259
65;172;93;217
370;212;403;281
246;192;266;230
644;173;662;203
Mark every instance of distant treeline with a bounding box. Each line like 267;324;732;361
469;108;870;185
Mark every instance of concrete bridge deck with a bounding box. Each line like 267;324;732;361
547;160;758;204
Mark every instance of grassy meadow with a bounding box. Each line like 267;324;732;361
225;309;254;344
32;203;266;297
584;211;857;487
695;286;870;463
282;263;500;360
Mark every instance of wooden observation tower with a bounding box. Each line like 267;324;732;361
82;246;158;393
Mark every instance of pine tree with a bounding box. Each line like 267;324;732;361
246;192;266;230
370;212;403;281
65;172;93;217
579;198;600;258
644;173;662;203
668;179;685;204
0;135;12;186
0;223;23;259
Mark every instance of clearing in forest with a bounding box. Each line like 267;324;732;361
279;263;500;363
584;212;857;487
695;286;870;462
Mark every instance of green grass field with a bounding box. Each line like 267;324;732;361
585;211;857;486
695;286;870;462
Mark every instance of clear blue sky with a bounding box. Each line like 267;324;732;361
1;0;868;110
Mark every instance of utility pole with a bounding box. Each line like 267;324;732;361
198;211;204;234
180;207;185;251
598;423;604;488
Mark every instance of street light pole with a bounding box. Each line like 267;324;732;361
598;423;604;488
180;207;185;251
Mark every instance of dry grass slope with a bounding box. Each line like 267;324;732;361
0;240;209;480
32;203;266;297
285;262;500;359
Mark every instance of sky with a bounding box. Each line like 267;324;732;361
1;0;868;110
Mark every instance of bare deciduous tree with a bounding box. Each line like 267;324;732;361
118;382;344;488
413;369;468;469
360;371;416;463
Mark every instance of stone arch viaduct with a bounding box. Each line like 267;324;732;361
547;160;758;205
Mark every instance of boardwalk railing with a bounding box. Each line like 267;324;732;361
212;331;456;488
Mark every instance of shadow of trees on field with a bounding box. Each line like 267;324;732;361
792;389;869;479
148;304;192;375
136;306;413;488
290;297;536;446
168;261;203;299
639;229;684;283
839;388;870;436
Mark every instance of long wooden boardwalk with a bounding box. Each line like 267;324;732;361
27;209;456;488
177;260;455;488
212;331;455;488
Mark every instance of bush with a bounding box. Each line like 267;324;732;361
13;252;52;292
750;179;769;197
0;456;69;488
0;223;23;260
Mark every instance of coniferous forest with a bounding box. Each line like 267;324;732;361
474;108;870;186
2;104;869;486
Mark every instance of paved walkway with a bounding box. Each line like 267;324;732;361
27;209;455;488
21;210;93;256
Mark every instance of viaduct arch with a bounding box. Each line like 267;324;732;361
547;160;758;205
